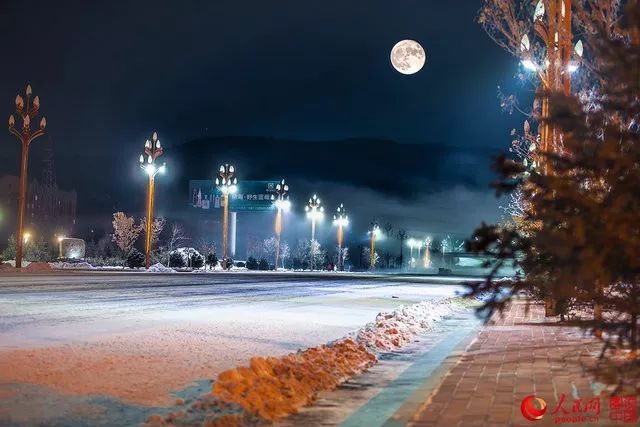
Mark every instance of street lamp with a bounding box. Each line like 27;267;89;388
138;131;166;269
333;203;349;271
518;0;583;156
305;194;324;241
23;232;31;244
423;236;432;269
274;179;290;270
305;194;323;271
8;84;47;268
57;235;65;259
368;221;381;270
216;164;238;269
407;238;422;268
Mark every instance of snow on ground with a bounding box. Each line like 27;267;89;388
0;274;469;424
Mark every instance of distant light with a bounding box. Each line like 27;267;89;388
57;236;65;242
158;164;167;174
275;199;291;211
567;62;579;73
145;164;156;176
521;59;538;71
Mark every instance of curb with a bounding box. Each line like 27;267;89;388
382;329;479;427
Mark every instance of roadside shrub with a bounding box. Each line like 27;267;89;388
224;257;233;270
258;258;270;271
169;252;185;268
190;253;204;269
206;253;218;269
126;249;145;268
246;257;259;270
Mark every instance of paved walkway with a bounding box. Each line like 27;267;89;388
395;299;636;427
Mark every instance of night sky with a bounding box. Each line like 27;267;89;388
0;0;524;239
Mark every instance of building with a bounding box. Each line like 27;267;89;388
0;150;77;247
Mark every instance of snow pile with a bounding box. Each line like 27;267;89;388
151;298;471;424
355;298;462;352
22;262;53;272
51;261;94;270
211;338;376;421
147;263;175;273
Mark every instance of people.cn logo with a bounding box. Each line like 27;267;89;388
521;395;547;421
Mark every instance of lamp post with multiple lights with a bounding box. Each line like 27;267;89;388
305;194;323;241
407;238;422;268
368;221;380;270
423;236;432;269
7;84;47;268
333;204;348;271
274;179;290;269
138;131;166;269
519;0;582;159
216;164;238;269
519;1;583;316
305;194;323;270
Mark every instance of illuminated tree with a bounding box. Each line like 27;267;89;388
166;222;189;267
111;212;141;255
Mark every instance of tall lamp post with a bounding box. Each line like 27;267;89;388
332;204;348;271
519;1;583;317
368;221;380;270
305;194;323;270
138;131;166;269
274;179;290;270
423;236;432;269
216;164;237;269
8;84;46;268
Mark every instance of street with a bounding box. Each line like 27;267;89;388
0;272;476;426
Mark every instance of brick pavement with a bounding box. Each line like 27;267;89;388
407;299;631;427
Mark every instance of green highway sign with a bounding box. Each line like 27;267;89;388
189;180;279;212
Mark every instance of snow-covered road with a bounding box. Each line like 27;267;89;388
0;272;474;426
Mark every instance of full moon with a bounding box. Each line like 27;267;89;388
390;40;426;75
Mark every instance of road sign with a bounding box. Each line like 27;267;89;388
189;180;279;212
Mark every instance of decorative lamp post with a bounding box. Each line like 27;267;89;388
305;194;324;241
57;235;65;259
139;132;166;269
423;236;432;269
274;179;290;270
216;164;238;269
368;221;380;270
332;204;349;271
305;194;324;270
8;84;46;268
519;0;583;159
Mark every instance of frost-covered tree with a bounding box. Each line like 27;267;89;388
112;212;141;255
294;239;325;271
166;222;189;267
140;216;165;246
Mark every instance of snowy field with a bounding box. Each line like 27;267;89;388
0;272;474;425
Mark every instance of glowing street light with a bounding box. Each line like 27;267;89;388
368;221;381;270
305;194;323;271
423;236;432;268
407;238;422;268
57;235;65;259
333;204;349;271
518;0;583;157
8;84;47;268
305;194;324;241
216;163;238;269
138;131;166;269
23;232;31;244
274;179;290;270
